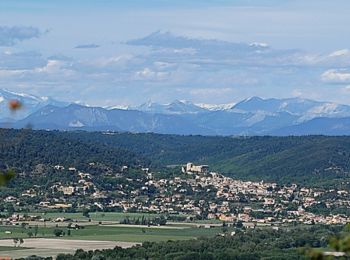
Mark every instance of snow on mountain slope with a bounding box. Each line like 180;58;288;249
135;100;206;114
195;102;235;111
232;96;350;121
0;89;69;122
3;88;350;136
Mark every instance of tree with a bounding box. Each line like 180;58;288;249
19;238;24;247
222;221;228;233
34;225;39;237
21;222;27;233
83;208;90;218
6;204;14;216
141;216;146;225
54;229;64;237
13;238;19;247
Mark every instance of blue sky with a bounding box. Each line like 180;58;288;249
1;0;350;106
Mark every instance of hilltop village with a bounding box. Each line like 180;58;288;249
1;162;350;226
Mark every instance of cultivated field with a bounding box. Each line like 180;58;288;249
0;238;138;259
0;212;229;258
26;212;169;222
0;224;226;242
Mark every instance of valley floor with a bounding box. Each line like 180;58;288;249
0;222;229;258
0;238;138;259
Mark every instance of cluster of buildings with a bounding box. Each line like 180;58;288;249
2;162;350;226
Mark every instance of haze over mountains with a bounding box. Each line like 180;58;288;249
2;88;350;136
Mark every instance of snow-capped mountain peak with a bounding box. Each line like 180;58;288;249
3;89;350;136
195;102;235;111
0;89;42;102
135;99;205;114
0;88;70;122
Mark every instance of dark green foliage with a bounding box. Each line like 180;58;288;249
64;131;350;186
53;229;64;237
46;225;342;259
120;215;167;226
2;128;350;186
82;209;90;218
0;129;147;173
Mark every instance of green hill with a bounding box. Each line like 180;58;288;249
66;132;350;186
0;129;147;172
2;129;350;186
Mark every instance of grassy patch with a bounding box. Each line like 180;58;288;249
64;225;225;242
25;212;167;222
0;224;227;242
0;246;30;251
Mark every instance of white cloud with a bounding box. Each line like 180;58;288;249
173;48;197;55
136;67;170;81
87;55;134;68
0;69;25;78
153;61;177;70
0;50;46;70
3;31;350;105
292;89;303;97
329;49;350;58
321;69;350;83
249;42;269;48
35;60;73;75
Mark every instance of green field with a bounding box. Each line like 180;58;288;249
0;211;227;243
0;224;227;242
19;212;223;225
25;212;176;222
0;225;55;239
65;225;225;242
0;246;30;251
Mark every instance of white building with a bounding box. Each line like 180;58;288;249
182;162;209;174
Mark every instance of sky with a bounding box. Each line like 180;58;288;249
1;0;350;106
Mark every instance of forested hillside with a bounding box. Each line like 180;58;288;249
2;128;350;186
0;129;147;172
67;132;350;186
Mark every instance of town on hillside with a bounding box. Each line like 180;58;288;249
1;162;350;227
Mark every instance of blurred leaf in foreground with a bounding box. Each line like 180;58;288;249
0;169;15;186
8;99;22;112
306;231;350;259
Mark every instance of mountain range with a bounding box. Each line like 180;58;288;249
2;89;350;136
0;89;68;123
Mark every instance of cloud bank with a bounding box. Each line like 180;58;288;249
0;26;42;46
2;31;350;106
